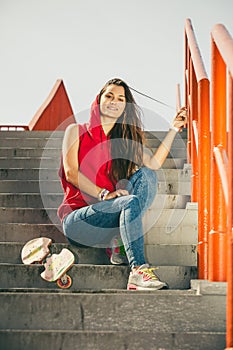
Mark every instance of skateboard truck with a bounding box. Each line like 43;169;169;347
21;237;75;289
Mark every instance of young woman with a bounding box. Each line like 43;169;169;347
57;78;187;290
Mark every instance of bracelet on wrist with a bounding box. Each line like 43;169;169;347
98;188;110;201
170;126;179;132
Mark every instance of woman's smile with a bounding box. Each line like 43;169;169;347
107;104;119;111
100;85;126;120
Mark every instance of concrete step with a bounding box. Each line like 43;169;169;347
0;223;66;242
0;193;63;208
0;147;61;158
0;207;60;224
0;329;226;350
0;132;187;153
0;129;187;136
146;129;187;139
1;138;63;148
0;242;109;265
0;168;58;180
0;146;188;158
191;279;227;296
0;204;197;245
0;180;63;194
143;203;198;245
0;157;187;169
0;288;225;333
0;137;187;152
145;243;197;266
0;167;191;181
0;129;187;140
0;157;61;168
0;264;196;290
0;179;190;195
145;224;197;245
0;241;197;266
0;193;191;209
0;221;197;246
0;207;197;227
0;130;64;138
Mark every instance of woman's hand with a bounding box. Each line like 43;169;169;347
105;189;129;200
172;107;187;131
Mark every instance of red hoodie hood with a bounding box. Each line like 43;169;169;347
85;95;108;144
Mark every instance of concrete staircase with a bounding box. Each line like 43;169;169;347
0;130;226;349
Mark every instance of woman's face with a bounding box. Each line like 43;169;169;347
100;84;126;120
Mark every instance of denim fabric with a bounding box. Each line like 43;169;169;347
63;166;157;268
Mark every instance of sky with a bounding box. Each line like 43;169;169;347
1;0;233;130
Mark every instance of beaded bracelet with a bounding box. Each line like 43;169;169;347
98;188;110;201
170;126;179;132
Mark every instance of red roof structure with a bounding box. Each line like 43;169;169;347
28;79;76;131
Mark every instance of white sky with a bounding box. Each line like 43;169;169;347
1;0;233;130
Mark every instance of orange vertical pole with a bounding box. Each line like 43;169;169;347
226;74;233;349
190;60;198;202
208;40;227;281
197;78;210;279
185;18;210;279
185;32;191;163
176;83;181;111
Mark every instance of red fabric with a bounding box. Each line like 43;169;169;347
57;96;116;222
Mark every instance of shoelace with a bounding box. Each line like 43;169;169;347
140;267;159;281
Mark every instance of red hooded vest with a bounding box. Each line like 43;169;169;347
57;96;116;222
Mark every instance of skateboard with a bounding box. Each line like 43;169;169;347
21;237;75;289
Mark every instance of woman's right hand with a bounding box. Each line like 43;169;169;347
172;107;187;130
105;189;129;200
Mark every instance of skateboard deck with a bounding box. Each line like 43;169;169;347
21;237;52;265
41;248;74;282
21;237;75;289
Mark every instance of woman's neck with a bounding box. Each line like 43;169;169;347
100;116;116;135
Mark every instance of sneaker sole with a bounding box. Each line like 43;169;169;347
127;283;167;291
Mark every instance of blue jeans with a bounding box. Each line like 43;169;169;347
63;167;157;268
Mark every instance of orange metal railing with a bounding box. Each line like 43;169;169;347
185;19;233;348
210;23;233;349
209;25;228;283
184;18;210;279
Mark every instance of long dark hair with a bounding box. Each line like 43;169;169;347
98;78;145;182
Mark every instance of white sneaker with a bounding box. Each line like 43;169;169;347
127;264;168;290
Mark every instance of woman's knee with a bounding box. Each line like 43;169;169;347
124;194;141;213
140;166;157;185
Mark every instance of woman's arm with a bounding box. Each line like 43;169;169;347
62;124;102;199
62;124;129;200
143;107;187;170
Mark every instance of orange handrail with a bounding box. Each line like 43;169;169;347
210;23;233;349
209;29;228;283
184;18;210;279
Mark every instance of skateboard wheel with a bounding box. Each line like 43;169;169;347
57;275;72;289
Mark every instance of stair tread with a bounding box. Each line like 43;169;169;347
0;329;226;350
0;288;196;295
0;288;225;334
0;263;197;290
